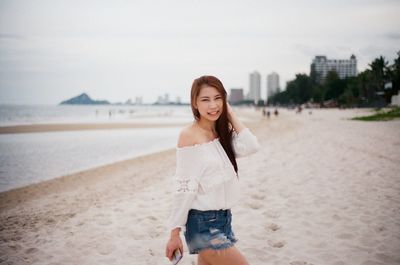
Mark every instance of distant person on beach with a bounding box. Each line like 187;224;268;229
296;106;302;114
274;109;279;116
165;75;260;265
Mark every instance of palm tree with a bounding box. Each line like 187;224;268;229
392;51;400;93
367;56;391;104
369;56;389;92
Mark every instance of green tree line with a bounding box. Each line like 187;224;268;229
269;52;400;107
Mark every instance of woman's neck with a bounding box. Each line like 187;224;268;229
195;118;216;134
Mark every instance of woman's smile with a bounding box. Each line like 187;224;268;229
207;110;219;116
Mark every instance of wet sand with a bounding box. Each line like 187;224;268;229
0;123;185;134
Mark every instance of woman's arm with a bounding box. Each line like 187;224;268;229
227;103;245;133
165;227;183;261
165;129;202;261
227;103;261;157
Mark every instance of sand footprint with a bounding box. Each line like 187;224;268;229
268;239;286;248
290;261;314;265
75;221;85;227
251;193;266;200
331;214;341;221
147;229;160;238
25;247;39;254
146;215;158;221
336;233;355;240
113;208;123;213
360;260;385;265
375;252;400;264
267;223;281;231
97;218;113;226
95;242;116;255
330;261;345;265
246;201;263;210
359;236;380;247
309;241;327;248
8;244;22;251
262;210;280;218
359;214;372;224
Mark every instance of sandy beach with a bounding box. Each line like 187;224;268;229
1;108;399;265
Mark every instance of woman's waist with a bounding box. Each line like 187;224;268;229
188;208;231;219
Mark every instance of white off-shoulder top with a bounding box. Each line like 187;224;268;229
168;127;261;230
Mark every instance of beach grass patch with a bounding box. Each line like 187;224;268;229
352;107;400;121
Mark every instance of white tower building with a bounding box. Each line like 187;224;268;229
248;71;261;104
267;72;280;101
311;54;357;83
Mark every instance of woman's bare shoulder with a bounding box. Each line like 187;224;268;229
177;124;199;148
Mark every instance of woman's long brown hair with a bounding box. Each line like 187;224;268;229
190;75;238;174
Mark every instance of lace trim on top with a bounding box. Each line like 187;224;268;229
174;176;198;193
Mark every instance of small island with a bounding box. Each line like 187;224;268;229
59;93;110;105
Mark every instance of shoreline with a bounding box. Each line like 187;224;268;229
0;108;263;195
0;122;187;134
0;147;177;210
0;116;263;201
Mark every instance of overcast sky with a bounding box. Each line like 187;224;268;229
0;0;399;105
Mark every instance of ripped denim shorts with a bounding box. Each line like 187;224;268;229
184;209;238;254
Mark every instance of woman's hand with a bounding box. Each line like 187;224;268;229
165;230;183;261
226;102;235;122
226;103;245;133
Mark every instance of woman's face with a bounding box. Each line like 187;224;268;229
195;85;223;122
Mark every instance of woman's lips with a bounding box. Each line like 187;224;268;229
208;110;219;116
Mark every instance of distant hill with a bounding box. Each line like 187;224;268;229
59;93;110;105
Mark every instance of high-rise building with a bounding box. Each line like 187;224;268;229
229;88;244;104
156;93;170;104
135;96;143;105
267;72;280;101
164;93;170;103
248;71;261;103
311;55;357;83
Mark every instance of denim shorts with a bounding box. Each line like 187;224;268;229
184;209;238;254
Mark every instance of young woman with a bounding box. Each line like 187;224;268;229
165;75;260;265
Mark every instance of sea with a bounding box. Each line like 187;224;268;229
0;104;193;192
